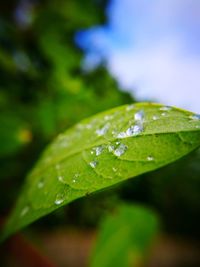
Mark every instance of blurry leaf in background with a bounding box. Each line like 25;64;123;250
2;103;200;241
90;204;159;267
0;113;32;158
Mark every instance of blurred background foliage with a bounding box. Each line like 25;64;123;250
0;0;132;212
0;1;200;267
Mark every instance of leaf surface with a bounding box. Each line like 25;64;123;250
90;204;159;267
2;103;200;240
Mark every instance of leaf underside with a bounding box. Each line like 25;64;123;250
1;102;200;240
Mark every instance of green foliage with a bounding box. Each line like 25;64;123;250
90;204;159;267
1;102;200;240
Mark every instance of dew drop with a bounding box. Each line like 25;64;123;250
126;124;143;137
89;161;98;168
112;129;118;136
189;114;200;121
72;173;80;183
86;124;92;129
126;104;135;111
55;193;65;205
95;146;103;156
37;179;44;188
58;175;65;183
152;115;159;121
108;145;115;152
96;123;110;136
147;156;154;161
112;167;117;172
114;143;127;157
161;112;167;117
134;110;144;121
159;106;172;111
104;115;113;121
117;132;127;139
20;206;29;217
58;136;68;148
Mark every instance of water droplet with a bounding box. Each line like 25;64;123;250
126;124;143;137
20;206;29;217
96;123;110;136
126;104;135;111
55;193;65;205
116;141;120;145
37;179;44;188
117;132;127;138
159;106;172;111
86;124;92;129
58;176;65;183
72;173;80;183
161;112;167;117
95;146;103;156
152;115;159;121
104;115;113;121
114;143;127;157
112;167;117;172
147;156;154;161
189;114;200;121
90;161;98;168
108;145;115;152
134;110;144;121
112;129;118;136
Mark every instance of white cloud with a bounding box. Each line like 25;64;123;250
108;37;200;112
79;0;200;113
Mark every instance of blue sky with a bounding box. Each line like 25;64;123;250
76;0;200;113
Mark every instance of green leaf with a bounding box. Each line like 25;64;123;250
1;103;200;240
90;204;159;267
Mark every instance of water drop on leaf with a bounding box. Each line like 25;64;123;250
114;143;127;157
134;110;144;121
55;193;65;205
189;114;200;121
89;161;98;168
147;156;154;161
20;206;29;217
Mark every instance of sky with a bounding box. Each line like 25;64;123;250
76;0;200;113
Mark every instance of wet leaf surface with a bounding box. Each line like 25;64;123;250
1;103;200;240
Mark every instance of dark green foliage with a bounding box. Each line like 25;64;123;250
0;0;132;214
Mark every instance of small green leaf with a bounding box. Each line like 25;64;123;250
90;204;159;267
1;103;200;240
